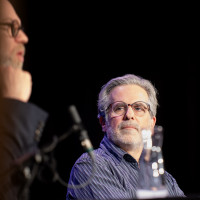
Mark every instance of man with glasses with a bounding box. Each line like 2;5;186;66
0;0;48;199
66;74;185;199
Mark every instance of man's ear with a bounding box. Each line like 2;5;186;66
152;116;156;128
99;116;107;132
150;116;156;135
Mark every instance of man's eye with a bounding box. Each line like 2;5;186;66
134;105;144;112
114;106;125;111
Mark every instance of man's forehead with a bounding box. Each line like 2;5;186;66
0;0;21;24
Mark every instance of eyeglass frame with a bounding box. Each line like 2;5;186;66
106;101;152;118
0;20;24;38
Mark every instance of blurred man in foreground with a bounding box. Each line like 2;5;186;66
0;0;48;199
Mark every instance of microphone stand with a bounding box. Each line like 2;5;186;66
17;105;96;199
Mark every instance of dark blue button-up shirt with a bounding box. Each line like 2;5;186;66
66;135;185;200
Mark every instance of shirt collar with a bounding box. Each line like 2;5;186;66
100;134;138;164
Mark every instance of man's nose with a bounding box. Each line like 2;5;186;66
124;105;135;120
15;30;29;44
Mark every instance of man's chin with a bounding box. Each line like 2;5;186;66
14;60;23;69
12;63;23;69
0;58;23;69
121;129;139;135
120;132;143;146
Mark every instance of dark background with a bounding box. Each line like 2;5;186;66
13;1;200;199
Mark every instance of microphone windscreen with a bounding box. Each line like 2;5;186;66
68;105;82;124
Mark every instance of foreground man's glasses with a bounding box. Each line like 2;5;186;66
0;20;23;38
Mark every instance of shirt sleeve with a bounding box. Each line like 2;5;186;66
164;171;185;197
66;154;130;200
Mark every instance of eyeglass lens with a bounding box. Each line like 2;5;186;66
11;20;21;37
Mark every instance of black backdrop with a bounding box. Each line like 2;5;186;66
12;1;200;199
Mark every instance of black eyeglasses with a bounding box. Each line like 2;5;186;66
0;20;23;38
107;101;151;117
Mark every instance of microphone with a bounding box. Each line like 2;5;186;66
66;105;96;189
68;105;94;155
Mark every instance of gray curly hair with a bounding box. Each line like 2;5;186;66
98;74;158;120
